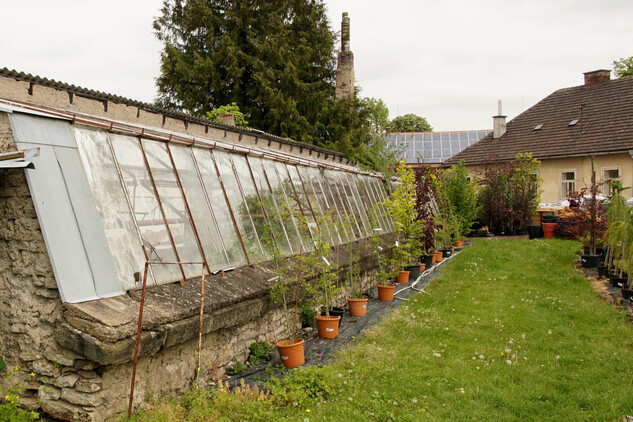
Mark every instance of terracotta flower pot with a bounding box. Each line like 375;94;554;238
420;263;426;272
454;239;464;248
377;284;395;301
434;251;443;262
542;222;557;239
397;270;410;284
276;338;305;369
348;298;368;317
316;315;340;339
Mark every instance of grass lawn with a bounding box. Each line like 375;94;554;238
134;239;633;421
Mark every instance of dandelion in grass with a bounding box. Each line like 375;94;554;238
412;398;418;403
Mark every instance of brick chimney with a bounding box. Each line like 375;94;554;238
218;113;235;126
583;69;611;86
493;99;506;139
335;12;355;100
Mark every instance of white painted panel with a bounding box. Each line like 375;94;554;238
55;146;124;297
14;142;98;303
10;113;76;147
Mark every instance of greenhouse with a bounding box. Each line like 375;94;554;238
8;111;391;304
0;69;394;421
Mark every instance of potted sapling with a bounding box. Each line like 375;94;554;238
264;205;306;369
373;227;395;301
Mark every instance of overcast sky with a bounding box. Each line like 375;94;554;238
1;1;632;131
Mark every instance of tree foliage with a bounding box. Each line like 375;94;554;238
154;0;336;144
205;102;249;127
438;161;479;238
613;56;633;78
361;97;390;133
389;113;433;133
154;0;402;173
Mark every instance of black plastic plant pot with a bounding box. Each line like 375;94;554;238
421;254;434;268
442;248;452;258
527;225;544;239
597;265;607;279
404;264;421;281
622;289;633;301
580;254;600;268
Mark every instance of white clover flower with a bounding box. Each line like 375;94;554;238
506;360;512;365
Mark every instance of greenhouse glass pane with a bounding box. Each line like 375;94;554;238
231;155;269;258
286;164;318;241
343;173;370;236
370;177;393;230
274;161;313;251
110;134;182;284
326;170;359;240
169;144;230;271
297;166;336;245
212;150;265;262
319;169;349;244
306;166;342;245
247;156;292;256
346;173;372;235
74;128;145;290
361;175;387;231
261;158;302;253
192;149;247;266
142;140;204;279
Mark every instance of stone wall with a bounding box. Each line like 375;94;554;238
0;111;77;411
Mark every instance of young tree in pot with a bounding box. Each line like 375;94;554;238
558;159;607;268
509;153;542;234
413;165;439;267
438;161;479;244
372;226;395;301
383;160;422;283
605;189;633;284
309;222;341;339
263;204;307;369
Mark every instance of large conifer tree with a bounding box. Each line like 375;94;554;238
154;0;336;144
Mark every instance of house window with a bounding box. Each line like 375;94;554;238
602;167;621;196
560;170;576;199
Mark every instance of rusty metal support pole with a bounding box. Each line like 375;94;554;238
128;262;150;419
196;263;207;387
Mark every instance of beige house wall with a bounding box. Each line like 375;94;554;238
466;153;633;204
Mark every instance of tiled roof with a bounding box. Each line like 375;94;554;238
0;67;345;161
385;130;490;164
445;76;633;166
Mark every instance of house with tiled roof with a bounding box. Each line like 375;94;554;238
446;70;633;203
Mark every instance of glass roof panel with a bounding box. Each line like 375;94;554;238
192;148;247;267
212;150;265;262
169;144;230;272
260;158;303;253
110;134;182;284
247;156;293;256
75;128;145;290
142;140;204;279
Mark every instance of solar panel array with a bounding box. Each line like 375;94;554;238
385;131;490;164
